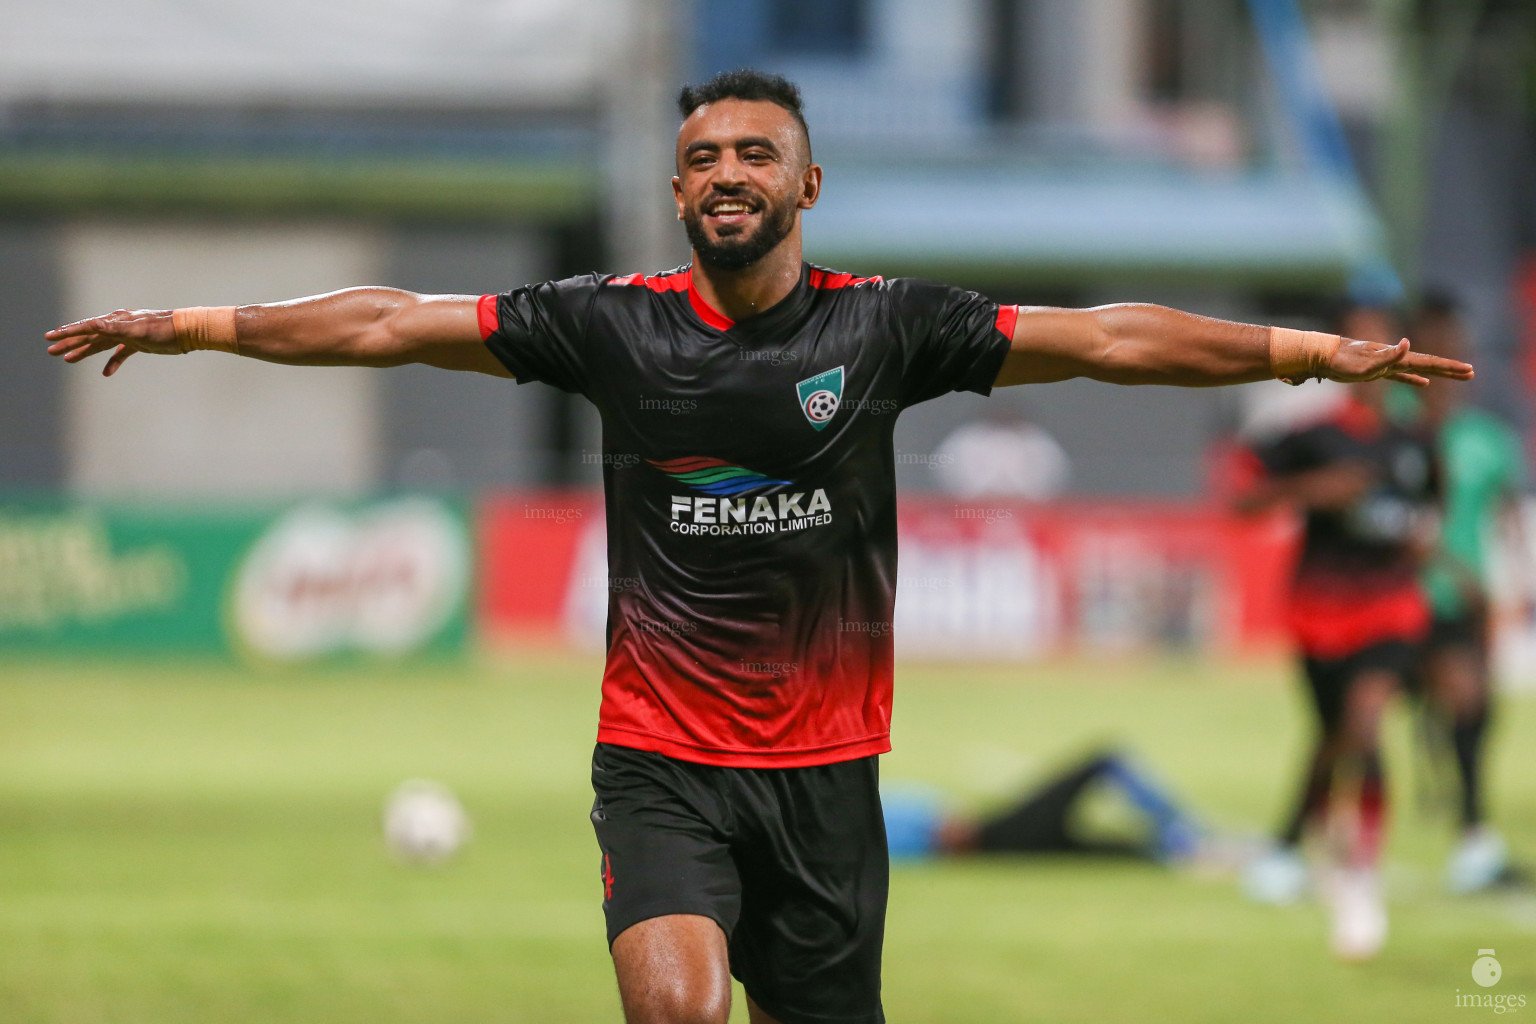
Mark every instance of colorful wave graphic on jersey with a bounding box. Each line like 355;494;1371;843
648;457;791;496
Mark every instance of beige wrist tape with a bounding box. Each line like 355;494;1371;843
171;306;239;354
1269;326;1339;382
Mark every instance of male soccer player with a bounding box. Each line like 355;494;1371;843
46;70;1471;1023
1237;305;1443;962
1410;294;1527;892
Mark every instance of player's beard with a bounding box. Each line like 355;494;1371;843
683;190;798;271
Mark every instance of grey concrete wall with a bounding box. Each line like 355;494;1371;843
894;376;1231;496
894;286;1243;496
8;219;583;498
1420;96;1533;428
60;220;385;500
0;222;67;489
379;226;556;490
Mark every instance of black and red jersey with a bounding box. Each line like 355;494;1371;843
1252;397;1440;657
480;263;1014;767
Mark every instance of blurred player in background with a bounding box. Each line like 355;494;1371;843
883;748;1202;864
932;404;1070;500
1238;305;1441;961
1408;294;1528;893
44;71;1472;1024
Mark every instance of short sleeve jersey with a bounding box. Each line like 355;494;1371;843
1253;398;1440;657
1254;398;1439;594
481;263;1015;767
1425;406;1526;617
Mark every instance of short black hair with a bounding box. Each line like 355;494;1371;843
1327;299;1399;337
1416;287;1462;321
678;68;811;149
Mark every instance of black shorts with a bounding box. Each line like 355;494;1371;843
1423;607;1488;654
1302;639;1418;731
1401;608;1491;699
590;742;887;1024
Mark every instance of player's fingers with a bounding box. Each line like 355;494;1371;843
103;345;135;376
45;309;155;341
60;339;117;362
43;317;106;341
1385;371;1431;387
45;326;113;351
58;340;101;362
1399;350;1474;379
48;312;134;339
46;334;94;355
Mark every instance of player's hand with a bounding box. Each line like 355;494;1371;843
1321;337;1474;388
44;309;179;376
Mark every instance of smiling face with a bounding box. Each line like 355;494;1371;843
673;98;821;271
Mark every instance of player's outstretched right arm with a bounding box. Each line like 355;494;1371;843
44;289;511;378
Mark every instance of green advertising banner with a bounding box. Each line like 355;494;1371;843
0;497;470;661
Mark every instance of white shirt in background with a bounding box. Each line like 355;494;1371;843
934;420;1071;499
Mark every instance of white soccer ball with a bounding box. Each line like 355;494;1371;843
382;779;471;865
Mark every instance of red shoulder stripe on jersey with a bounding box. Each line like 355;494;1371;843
687;280;735;331
613;270;690;293
807;268;881;289
477;294;499;341
995;303;1019;339
614;269;735;331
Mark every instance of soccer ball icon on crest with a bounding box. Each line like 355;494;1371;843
1472;949;1502;988
803;389;839;424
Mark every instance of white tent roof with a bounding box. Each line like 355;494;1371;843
1;0;622;106
806;165;1386;282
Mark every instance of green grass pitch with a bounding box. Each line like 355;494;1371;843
2;653;1532;1022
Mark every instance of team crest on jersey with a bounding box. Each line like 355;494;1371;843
796;367;844;431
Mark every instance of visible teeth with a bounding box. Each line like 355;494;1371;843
712;203;752;214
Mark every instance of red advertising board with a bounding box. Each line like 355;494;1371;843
478;491;603;642
478;491;1296;657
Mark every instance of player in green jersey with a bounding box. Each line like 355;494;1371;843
1413;294;1528;892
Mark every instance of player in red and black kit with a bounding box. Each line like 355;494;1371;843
1238;305;1441;962
45;71;1471;1024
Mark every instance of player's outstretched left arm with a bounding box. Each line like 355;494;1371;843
44;289;510;378
993;304;1474;389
